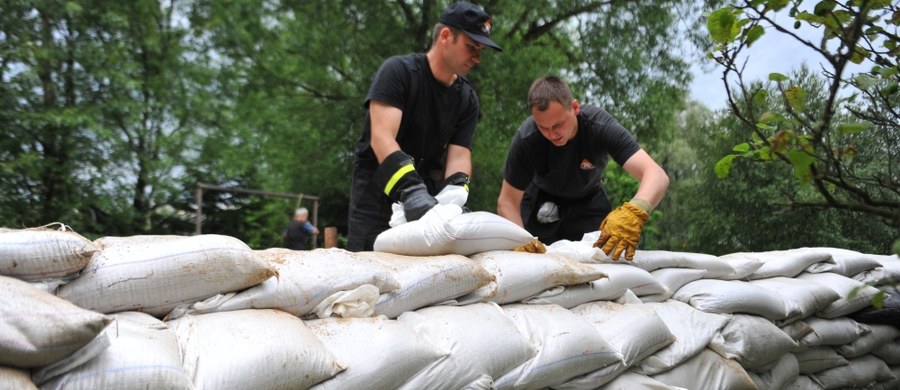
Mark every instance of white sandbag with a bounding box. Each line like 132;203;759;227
853;254;900;286
571;301;675;367
545;239;609;263
708;314;798;371
618;250;761;280
795;272;882;318
597;370;686;390
724;247;834;280
746;353;798;390
835;323;900;359
455;251;606;305
494;304;621;390
0;275;112;368
176;248;398;319
795;347;849;374
805;247;883;276
871;366;900;390
591;263;666;297
311;284;380;318
635;300;730;375
306;316;447;390
167;309;344;390
558;302;675;389
0;224;97;281
57;234;275;317
797;317;870;349
437;210;538;255
37;312;191;389
809;354;896;389
781;319;814;343
396;303;536;390
374;205;536;256
356;252;493;319
650;348;757;390
522;282;619;309
872;339;900;365
783;375;824;389
0;366;37;390
389;184;469;227
672;279;799;321
639;268;706;303
525;262;669;308
748;276;841;325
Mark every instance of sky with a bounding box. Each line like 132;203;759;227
688;5;872;110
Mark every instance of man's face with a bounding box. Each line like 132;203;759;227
532;100;580;146
449;32;485;76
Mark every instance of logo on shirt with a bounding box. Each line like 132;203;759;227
579;158;595;170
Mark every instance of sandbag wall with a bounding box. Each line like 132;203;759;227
2;222;899;390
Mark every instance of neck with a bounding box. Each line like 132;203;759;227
426;50;456;87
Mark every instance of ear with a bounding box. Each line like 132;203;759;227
571;99;580;115
440;27;453;44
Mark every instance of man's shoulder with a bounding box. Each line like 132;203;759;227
578;104;612;120
382;53;425;71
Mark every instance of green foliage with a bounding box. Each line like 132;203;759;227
656;95;895;255
705;0;900;236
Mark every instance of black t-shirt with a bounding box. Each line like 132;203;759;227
355;53;479;183
502;104;641;199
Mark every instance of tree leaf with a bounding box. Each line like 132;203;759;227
788;150;816;181
746;25;765;46
768;0;790;11
708;8;740;43
837;122;870;134
753;89;769;105
715;154;737;179
814;0;837;16
733;143;751;153
769;72;789;81
785;85;808;111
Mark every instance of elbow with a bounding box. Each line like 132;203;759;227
660;168;671;191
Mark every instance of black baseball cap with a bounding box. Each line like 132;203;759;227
439;2;502;52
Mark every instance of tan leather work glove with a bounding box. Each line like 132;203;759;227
593;200;650;261
514;239;547;254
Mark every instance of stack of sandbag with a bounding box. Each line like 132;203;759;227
3;220;899;390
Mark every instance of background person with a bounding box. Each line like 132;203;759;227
283;207;319;250
346;1;502;252
497;76;669;260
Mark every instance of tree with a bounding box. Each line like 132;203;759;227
0;0;211;236
706;0;900;249
655;73;895;255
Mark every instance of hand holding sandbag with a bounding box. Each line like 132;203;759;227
435;172;470;207
593;201;649;261
373;150;438;223
401;184;438;222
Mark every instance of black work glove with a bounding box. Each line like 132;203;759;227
399;183;438;221
373;150;438;222
438;171;470;193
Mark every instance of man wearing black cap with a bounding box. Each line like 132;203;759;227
347;1;502;251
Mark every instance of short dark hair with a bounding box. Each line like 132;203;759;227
527;76;575;111
431;23;463;46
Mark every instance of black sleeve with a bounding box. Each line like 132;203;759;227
364;56;410;110
501;119;537;191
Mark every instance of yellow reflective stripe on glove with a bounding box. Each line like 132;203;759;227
592;201;649;261
384;164;416;197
